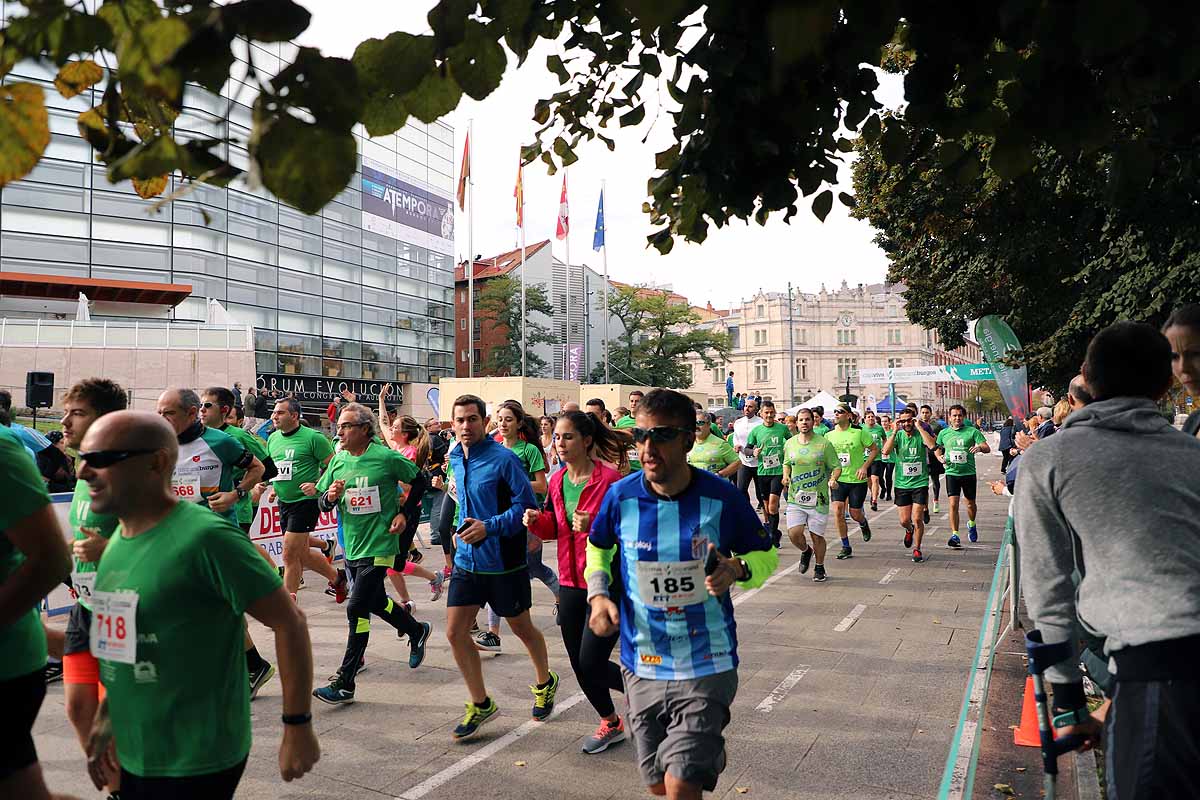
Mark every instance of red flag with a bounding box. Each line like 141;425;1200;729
514;156;524;229
555;172;569;240
456;132;470;211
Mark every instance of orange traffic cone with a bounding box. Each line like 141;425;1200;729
1013;675;1046;747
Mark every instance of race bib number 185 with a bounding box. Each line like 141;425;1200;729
637;560;707;608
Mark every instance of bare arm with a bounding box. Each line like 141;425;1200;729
377;385;395;448
529;468;548;497
246;587;313;718
239;456;264;492
0;504;70;626
881;429;897;457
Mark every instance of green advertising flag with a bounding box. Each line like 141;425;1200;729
975;315;1030;419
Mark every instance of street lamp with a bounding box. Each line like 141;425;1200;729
975;393;983;421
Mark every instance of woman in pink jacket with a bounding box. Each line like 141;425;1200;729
524;410;628;754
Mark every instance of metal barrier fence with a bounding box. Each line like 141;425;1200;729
0;318;254;350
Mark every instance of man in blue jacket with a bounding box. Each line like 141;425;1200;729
445;394;558;740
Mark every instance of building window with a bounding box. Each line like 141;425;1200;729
794;358;808;382
887;358;903;369
797;328;807;344
836;358;858;381
713;365;728;385
836;329;857;345
888;329;902;345
888;305;898;317
753;328;767;346
756;304;765;318
461;350;468;362
926;330;933;348
753;358;768;383
460;318;467;330
473;348;481;364
459;289;465;303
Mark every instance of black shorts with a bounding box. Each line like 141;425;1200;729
945;474;977;500
868;462;885;478
830;481;868;508
927;455;945;476
447;567;532;617
65;601;93;655
120;756;247;800
757;474;784;498
279;498;320;534
893;487;929;508
0;669;45;781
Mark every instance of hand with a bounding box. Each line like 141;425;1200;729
73;526;107;563
968;445;982;454
523;508;541;529
431;475;445;491
381;383;392;398
1056;715;1105;752
828;477;838;491
252;482;267;504
989;480;1006;496
781;475;790;488
389;513;407;534
704;544;742;596
326;480;346;503
734;444;743;453
455;518;487;545
279;722;320;781
207;490;238;514
571;509;591;533
340;388;356;402
299;482;318;497
855;466;868;481
85;703;118;791
588;595;620;637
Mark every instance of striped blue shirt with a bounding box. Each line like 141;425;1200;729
589;468;771;680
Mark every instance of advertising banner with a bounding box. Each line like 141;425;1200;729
975;315;1031;420
858;363;995;384
249;492;341;568
255;374;400;406
361;164;454;256
568;344;583;382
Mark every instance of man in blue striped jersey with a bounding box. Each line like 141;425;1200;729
586;389;778;800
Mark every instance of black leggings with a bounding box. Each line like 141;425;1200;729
340;559;422;687
437;491;456;557
558;585;623;718
881;463;894;495
120;757;247;800
736;464;757;504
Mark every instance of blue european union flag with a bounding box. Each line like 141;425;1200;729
592;189;605;251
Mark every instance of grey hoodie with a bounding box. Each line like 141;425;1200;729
1014;397;1200;683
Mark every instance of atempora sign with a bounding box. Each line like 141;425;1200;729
857;363;995;384
360;164;454;256
255;374;401;405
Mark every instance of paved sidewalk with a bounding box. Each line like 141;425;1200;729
37;457;1012;799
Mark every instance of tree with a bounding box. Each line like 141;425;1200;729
587;284;730;388
3;1;1199;248
475;276;556;377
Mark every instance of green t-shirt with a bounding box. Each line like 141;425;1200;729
508;439;547;481
267;425;334;504
782;434;840;513
825;425;875;484
614;416;639;469
936;425;988;477
709;422;725;439
316;441;419;562
69;476;120;610
0;427;52;681
687;434;738;474
220;425;268;525
813;423;830;436
562;472;587;520
863;425;886;458
745;422;791;476
94;501;282;777
889;429;930;490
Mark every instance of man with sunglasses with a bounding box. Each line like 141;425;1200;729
78;411;318;798
731;398;763;507
881;408;940;562
587;389;777;800
687;409;739;478
826;403;878;559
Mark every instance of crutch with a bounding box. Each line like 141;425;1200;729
1025;630;1088;800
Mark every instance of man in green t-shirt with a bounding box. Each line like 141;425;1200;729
782;408;842;582
881;409;940;563
259;397;345;601
313;403;432;704
80;410;317;796
0;426;72;800
687;410;740;478
745;400;792;547
825;403;879;559
935;404;991;548
59;378;126;796
614;393;641;469
862;412;887;512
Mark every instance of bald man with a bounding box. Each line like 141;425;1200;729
80;412;318;798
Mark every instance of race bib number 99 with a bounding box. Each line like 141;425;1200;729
637;560;707;608
91;590;138;664
901;462;922;477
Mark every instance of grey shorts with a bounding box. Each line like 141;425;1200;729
622;666;738;791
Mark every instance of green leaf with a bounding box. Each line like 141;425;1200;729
447;20;506;100
532;98;551;124
220;0;311;42
404;68;463;123
266;47;363;131
937;140;965;168
169;25;235;93
861;113;881;144
811;188;833;221
108;135;182;181
622;70;644;98
540;149;557;175
428;0;473;50
520;141;540;163
0;82;50;187
655;143;679;170
353;32;437;97
638;53;661;77
97;0;161;40
552;135;578;166
622;0;688;29
879;120;908;165
837;191;856;208
546;53;569;83
648;226;675;254
360;92;409;136
116;16;190;103
835;137;856;154
619;103;645;127
989;135;1035;179
253;115;356;215
54;59;104;99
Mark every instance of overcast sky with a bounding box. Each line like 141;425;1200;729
298;2;904;310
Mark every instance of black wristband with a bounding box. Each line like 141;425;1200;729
282;712;312;725
1050;681;1087;712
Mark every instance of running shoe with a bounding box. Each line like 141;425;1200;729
836;546;853;559
871;501;878;512
429;570;445;602
248;661;276;700
313;672;355;705
409;622;432;668
443;566;453;583
396;601;416;641
947;534;962;549
932;502;940;514
813;565;828;582
860;520;872;542
452;698;499;740
409;547;424;564
912;548;924;563
329;569;348;604
44;661;63;684
923;507;930;524
582;717;627;754
530;670;560;721
903;525;914;549
967;520;978;543
799;547;813;574
320;538;336;564
327;657;366;683
474;630;502;652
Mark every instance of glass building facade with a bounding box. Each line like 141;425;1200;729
0;30;456;384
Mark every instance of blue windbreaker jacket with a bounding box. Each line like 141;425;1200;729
449;436;538;574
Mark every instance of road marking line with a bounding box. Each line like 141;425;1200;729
755;666;810;713
879;568;900;585
833;603;868;632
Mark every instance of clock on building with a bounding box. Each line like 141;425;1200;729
839;313;853;327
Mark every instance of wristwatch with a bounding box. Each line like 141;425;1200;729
736;558;751;581
236;487;247;499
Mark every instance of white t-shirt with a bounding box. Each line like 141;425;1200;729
732;415;764;467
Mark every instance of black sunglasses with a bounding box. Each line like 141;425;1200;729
631;426;692;444
695;419;709;427
79;448;158;468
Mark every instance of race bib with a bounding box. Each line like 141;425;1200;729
273;460;294;482
948;450;968;465
901;461;922;477
838;452;851;467
171;472;201;502
627;448;638;463
90;590;138;664
346;485;381;515
761;453;781;469
637;560;707;608
71;570;96;600
796;490;817;508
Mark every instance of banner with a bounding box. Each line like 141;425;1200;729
975;315;1031;420
568;344;583;381
249;492;341;568
858;363;995;384
361;165;454;256
256;374;400;405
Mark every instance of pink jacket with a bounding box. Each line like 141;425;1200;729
528;459;623;589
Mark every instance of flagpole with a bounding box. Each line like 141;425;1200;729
601;180;610;384
521;213;527;378
564;169;570;381
466;120;474;379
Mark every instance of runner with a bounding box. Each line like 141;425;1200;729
259;397;347;602
935;404;990;548
918;404;944;519
825;403;878;559
59;378;127;797
862;412;886;511
878;415;895;501
731;399;763;507
686;409;740;479
313;403;432;704
881;408;940;563
79;410;318;798
0;425;74;800
782;407;841;582
586;388;778;799
811;406;830;435
525;410;628;754
615;393;642;470
444;394;557;740
744;400;791;547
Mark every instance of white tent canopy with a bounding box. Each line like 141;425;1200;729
75;292;91;322
784;389;842;417
206;298;237;325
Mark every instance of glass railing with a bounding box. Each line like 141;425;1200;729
0;319;254;350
